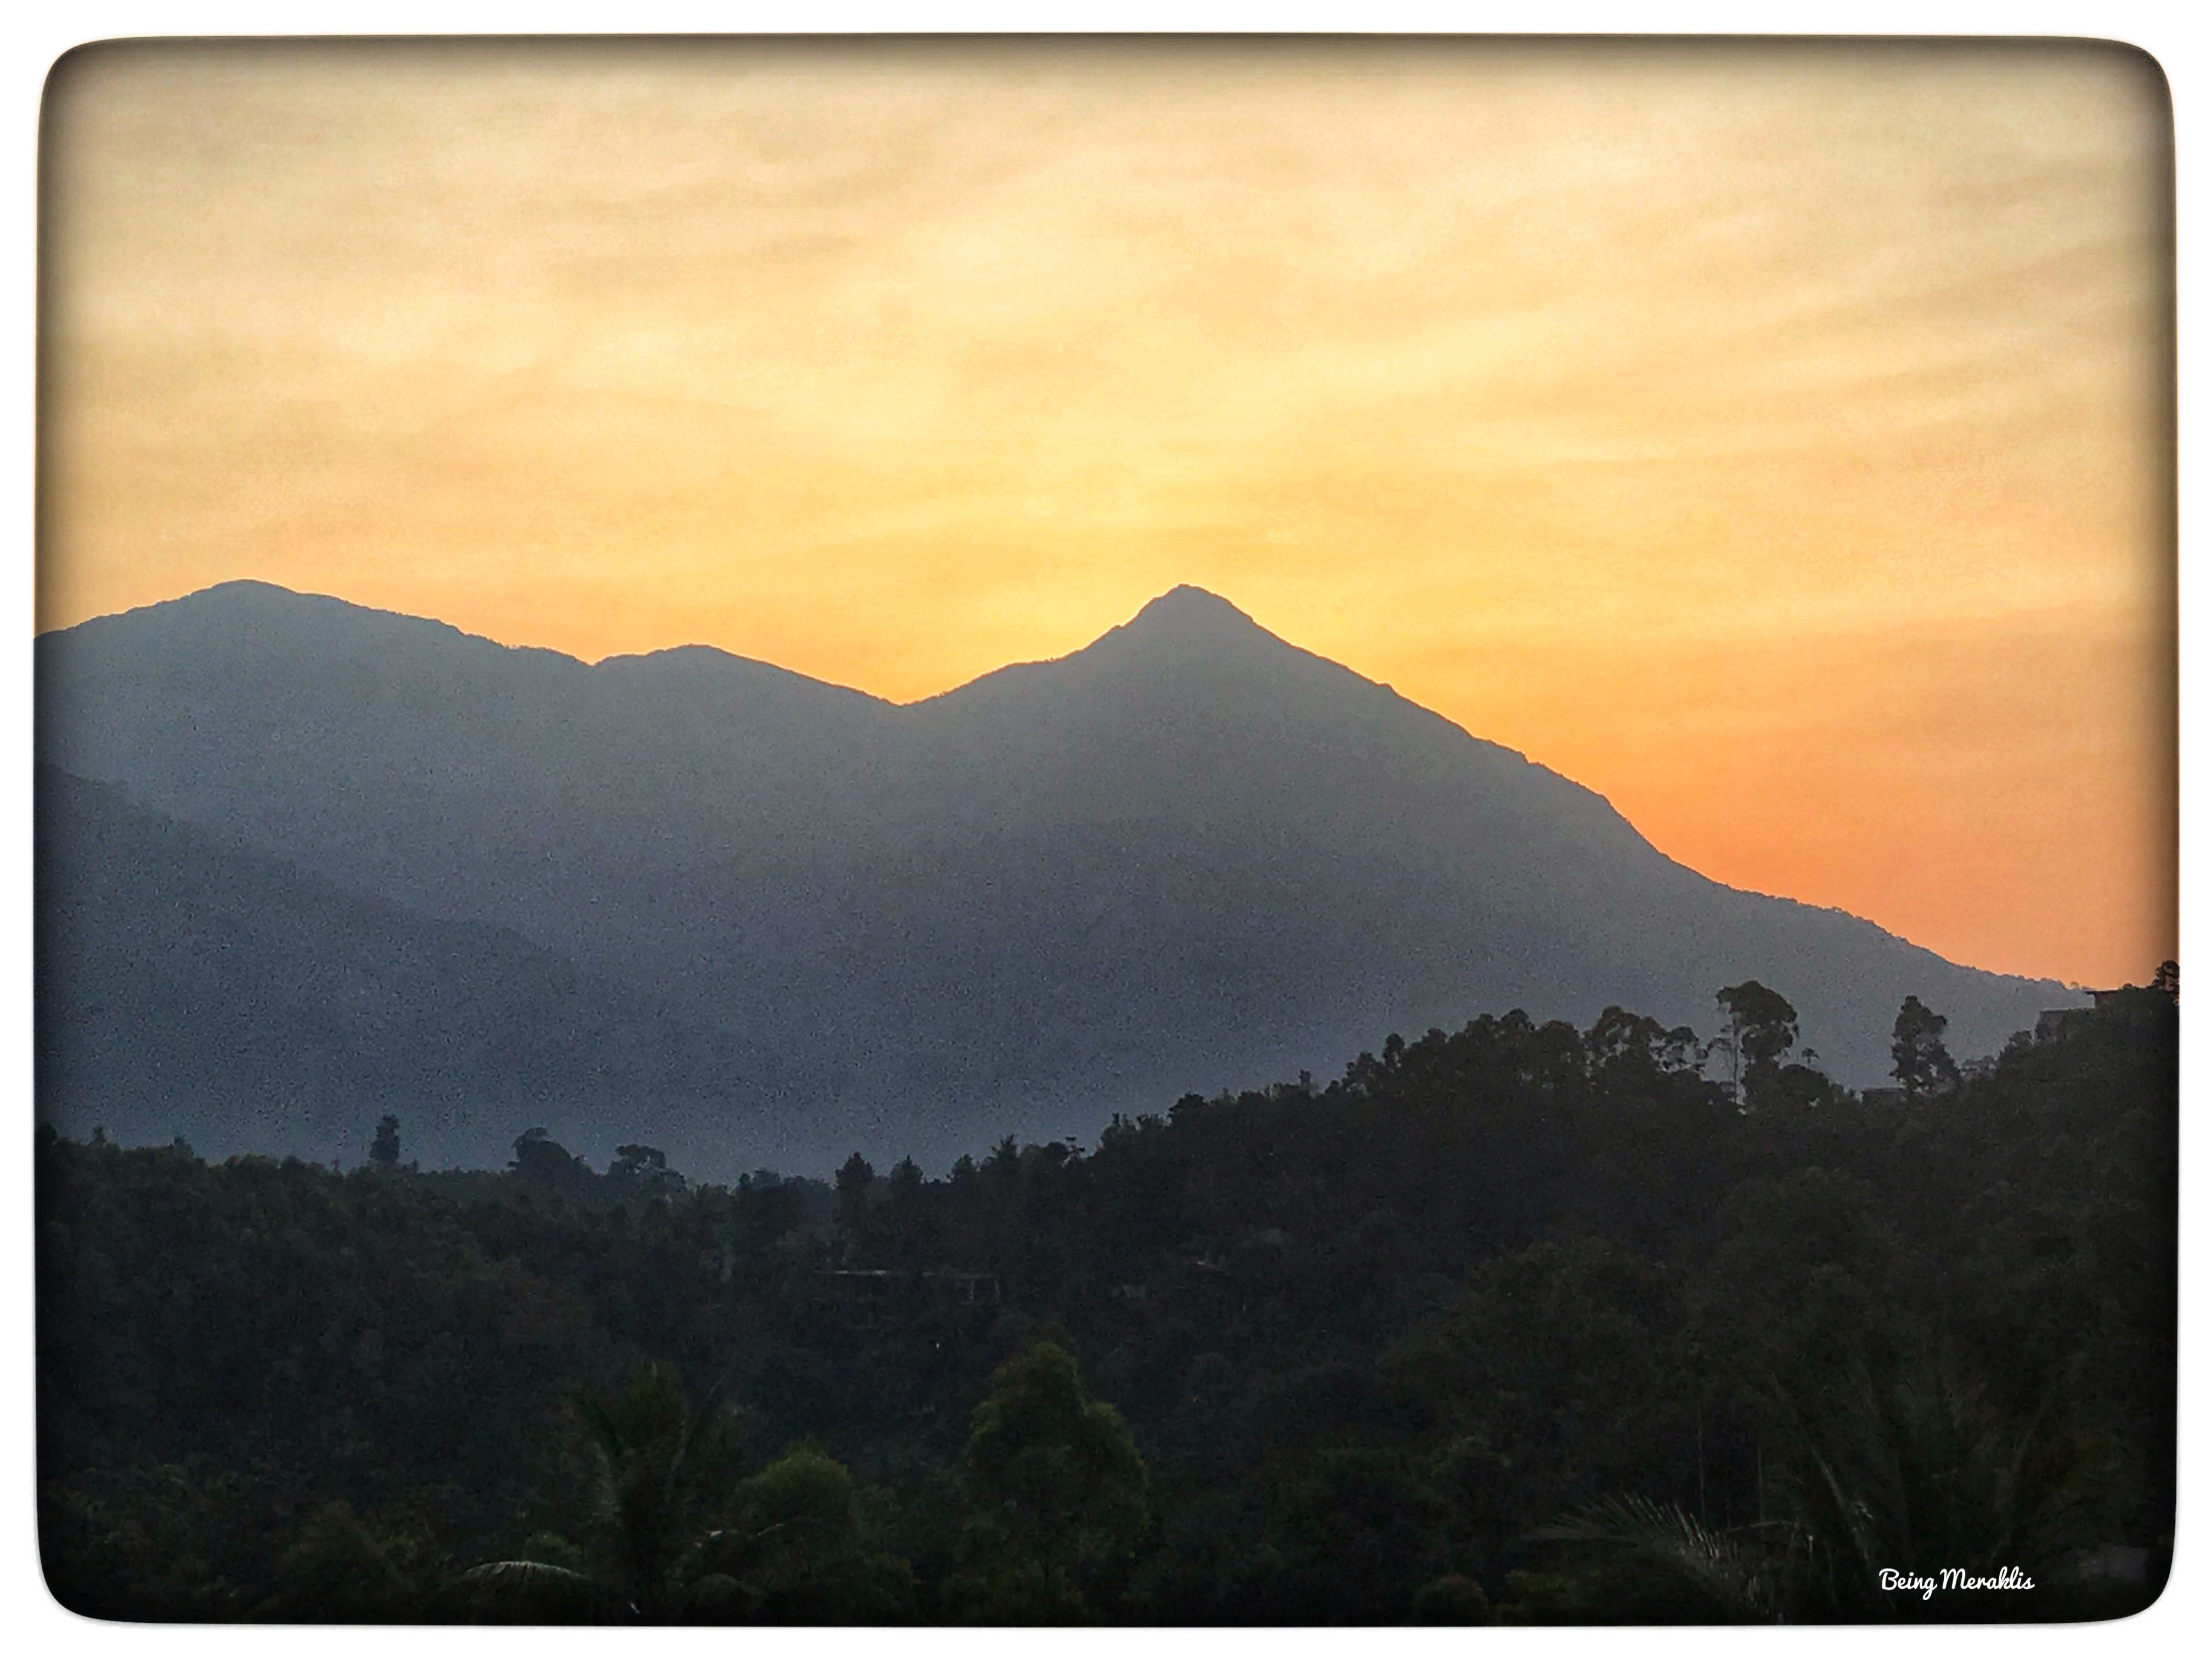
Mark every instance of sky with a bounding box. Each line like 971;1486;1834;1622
35;36;2175;989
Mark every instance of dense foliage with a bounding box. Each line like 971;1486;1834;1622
37;980;2175;1623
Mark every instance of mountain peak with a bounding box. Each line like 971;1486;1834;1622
1126;585;1259;634
917;584;1291;714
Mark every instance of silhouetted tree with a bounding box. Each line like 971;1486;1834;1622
611;1144;665;1179
834;1153;876;1263
1522;1345;2117;1622
608;1145;685;1201
1890;997;1960;1098
1716;982;1799;1109
1589;1006;1702;1081
508;1127;595;1198
1757;1345;2118;1618
370;1114;401;1169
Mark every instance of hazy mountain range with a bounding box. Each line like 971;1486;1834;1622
36;580;2079;1177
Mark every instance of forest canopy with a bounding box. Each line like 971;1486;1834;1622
36;978;2176;1623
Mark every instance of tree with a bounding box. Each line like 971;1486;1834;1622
1520;1346;2118;1622
611;1144;665;1178
703;1444;915;1622
253;1500;422;1622
450;1359;744;1623
1715;983;1799;1110
950;1339;1150;1622
608;1144;685;1200
1384;1239;1684;1570
1589;1006;1702;1081
370;1114;401;1170
1890;997;1960;1098
1755;1345;2118;1618
1410;1572;1492;1624
880;1156;934;1269
834;1153;876;1263
510;1127;593;1195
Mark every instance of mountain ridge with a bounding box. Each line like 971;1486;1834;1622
36;580;2080;1175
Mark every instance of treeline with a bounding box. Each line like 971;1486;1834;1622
36;979;2176;1622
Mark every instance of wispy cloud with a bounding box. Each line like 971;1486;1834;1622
37;38;2172;984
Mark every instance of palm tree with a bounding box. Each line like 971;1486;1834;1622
449;1358;745;1623
1522;1344;2115;1622
1757;1346;2114;1618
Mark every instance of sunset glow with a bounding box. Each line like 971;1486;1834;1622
37;38;2174;987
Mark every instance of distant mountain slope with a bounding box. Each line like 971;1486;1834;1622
36;581;2080;1175
35;765;795;1172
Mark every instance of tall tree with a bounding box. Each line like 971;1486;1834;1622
1889;997;1960;1098
951;1340;1149;1622
1716;982;1799;1110
834;1153;876;1264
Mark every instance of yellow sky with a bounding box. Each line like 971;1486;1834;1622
36;38;2174;988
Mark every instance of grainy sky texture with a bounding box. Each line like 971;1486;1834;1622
37;38;2174;987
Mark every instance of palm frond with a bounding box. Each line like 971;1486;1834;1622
448;1559;632;1622
1538;1494;1782;1621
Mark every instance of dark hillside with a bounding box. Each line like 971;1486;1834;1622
35;986;2174;1622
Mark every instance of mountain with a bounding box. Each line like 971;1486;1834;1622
35;580;2079;1176
35;766;799;1171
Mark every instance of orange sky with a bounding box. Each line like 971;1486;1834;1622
36;38;2174;988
